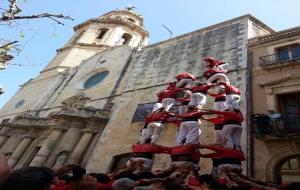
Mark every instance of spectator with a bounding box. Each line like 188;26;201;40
1;167;54;190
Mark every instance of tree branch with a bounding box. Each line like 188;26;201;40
0;41;18;49
0;13;74;25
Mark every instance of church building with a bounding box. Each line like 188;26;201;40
0;8;273;175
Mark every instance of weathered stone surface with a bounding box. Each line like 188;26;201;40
0;13;273;173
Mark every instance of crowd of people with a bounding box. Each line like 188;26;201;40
0;57;297;190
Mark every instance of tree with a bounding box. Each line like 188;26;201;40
0;0;74;70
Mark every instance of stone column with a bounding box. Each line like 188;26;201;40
0;132;9;148
29;127;66;167
67;128;95;164
45;123;83;167
0;134;21;154
8;135;33;168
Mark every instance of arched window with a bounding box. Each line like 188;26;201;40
84;71;109;89
127;18;135;23
121;33;132;45
97;28;109;40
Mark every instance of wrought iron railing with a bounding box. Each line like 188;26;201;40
251;114;300;138
259;47;300;67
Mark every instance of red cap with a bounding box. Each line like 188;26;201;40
203;57;223;68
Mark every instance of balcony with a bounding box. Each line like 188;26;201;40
251;114;300;140
259;47;300;68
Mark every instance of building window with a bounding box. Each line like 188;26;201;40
96;28;109;40
121;33;132;45
281;156;300;183
277;92;300;133
276;43;300;61
291;47;300;58
15;99;25;108
84;71;109;89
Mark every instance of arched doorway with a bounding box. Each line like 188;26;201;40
107;153;131;173
280;156;300;184
266;151;300;184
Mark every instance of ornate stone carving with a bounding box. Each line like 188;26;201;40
61;94;90;113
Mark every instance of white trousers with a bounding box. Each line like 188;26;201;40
176;78;194;88
220;124;243;148
226;94;241;110
139;128;148;143
162;98;175;111
140;122;164;144
214;129;223;144
189;93;207;108
207;73;230;84
214;101;227;111
176;121;200;145
152;102;162;112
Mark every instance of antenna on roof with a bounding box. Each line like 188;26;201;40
161;24;173;38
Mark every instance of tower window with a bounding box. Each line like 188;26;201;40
121;33;132;45
127;18;135;23
97;28;109;40
84;71;109;89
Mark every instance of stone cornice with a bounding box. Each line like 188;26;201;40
56;43;110;54
249;26;300;46
144;14;273;50
100;10;143;23
73;18;148;37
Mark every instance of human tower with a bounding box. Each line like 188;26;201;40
130;57;244;180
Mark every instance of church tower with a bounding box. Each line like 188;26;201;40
0;7;149;119
41;7;149;76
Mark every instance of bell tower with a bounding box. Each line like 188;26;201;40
40;6;149;76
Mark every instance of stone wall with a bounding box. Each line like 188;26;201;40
0;15;274;173
86;16;271;173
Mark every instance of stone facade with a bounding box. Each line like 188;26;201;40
0;9;273;175
248;26;300;183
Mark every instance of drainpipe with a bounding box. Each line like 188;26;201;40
246;50;254;177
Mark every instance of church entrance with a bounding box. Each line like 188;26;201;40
280;156;300;184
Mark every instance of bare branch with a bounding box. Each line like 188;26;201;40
0;13;74;25
0;41;18;49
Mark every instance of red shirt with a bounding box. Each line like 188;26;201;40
209;92;226;99
219;82;241;95
51;182;69;190
190;84;214;94
203;68;226;80
188;176;202;189
144;111;173;125
169;144;199;155
97;181;113;190
132;144;170;154
179;110;212;119
201;146;245;161
175;72;196;81
157;86;185;101
203;57;224;68
210;110;244;123
204;115;224;125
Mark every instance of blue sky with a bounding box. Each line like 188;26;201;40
1;0;300;108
